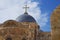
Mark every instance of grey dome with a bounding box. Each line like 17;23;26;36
16;12;36;22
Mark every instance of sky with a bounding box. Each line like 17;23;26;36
0;0;60;32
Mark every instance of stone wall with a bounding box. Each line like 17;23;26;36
0;20;39;40
39;32;51;40
51;5;60;40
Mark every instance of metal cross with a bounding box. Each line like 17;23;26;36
23;4;29;13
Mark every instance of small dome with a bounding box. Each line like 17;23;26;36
16;12;36;22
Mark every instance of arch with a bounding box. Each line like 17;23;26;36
22;38;26;40
4;35;12;40
6;37;12;40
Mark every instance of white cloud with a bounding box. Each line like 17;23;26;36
0;0;48;27
38;13;49;27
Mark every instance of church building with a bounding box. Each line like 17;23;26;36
0;4;52;40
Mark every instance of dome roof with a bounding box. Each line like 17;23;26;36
16;12;36;22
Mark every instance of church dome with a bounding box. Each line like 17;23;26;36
16;12;36;22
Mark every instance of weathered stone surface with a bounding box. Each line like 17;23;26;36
0;20;51;40
51;5;60;40
39;32;51;40
0;20;39;40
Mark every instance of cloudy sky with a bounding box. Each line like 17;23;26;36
0;0;60;32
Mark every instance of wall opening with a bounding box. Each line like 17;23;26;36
6;37;12;40
22;38;26;40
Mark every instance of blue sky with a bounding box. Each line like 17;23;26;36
31;0;60;32
35;0;60;32
0;0;60;32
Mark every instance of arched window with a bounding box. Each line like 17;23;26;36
6;37;12;40
22;38;26;40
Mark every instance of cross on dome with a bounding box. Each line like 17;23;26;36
23;3;29;13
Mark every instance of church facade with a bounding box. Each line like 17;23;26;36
0;11;51;40
0;20;39;40
0;5;60;40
